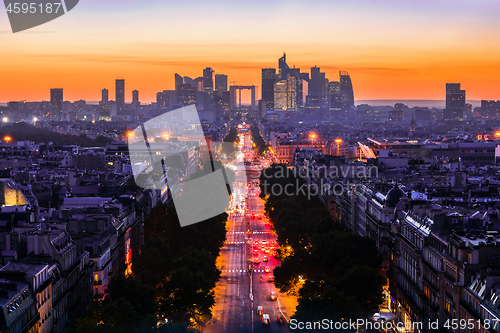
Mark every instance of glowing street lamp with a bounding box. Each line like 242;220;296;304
163;133;170;140
4;136;11;143
2;117;8;123
496;131;500;139
310;133;317;140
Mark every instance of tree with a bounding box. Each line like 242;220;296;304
159;266;215;325
133;238;172;289
73;275;157;333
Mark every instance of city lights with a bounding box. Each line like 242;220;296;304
3;136;11;143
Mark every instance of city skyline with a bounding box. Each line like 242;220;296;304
1;0;500;103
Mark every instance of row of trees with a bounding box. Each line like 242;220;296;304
0;122;113;147
249;124;266;155
260;164;386;326
222;126;239;155
74;201;228;333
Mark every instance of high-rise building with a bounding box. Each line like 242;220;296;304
328;81;342;121
274;80;287;112
215;74;228;93
175;74;184;89
262;68;276;111
157;90;176;110
309;66;327;108
278;53;290;80
339;71;354;118
115;79;125;113
203;67;214;91
481;100;500;119
177;84;197;106
132;90;139;107
274;74;298;113
444;83;465;121
50;88;63;121
101;89;108;104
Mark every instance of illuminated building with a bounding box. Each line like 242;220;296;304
176;84;197;106
444;83;465;121
481;100;500;119
157;90;176;110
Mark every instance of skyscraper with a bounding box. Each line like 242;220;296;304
278;53;290;80
50;88;63;121
203;67;214;91
328;81;342;121
101;89;108;104
115;79;125;113
177;84;197;106
215;74;228;93
132;90;139;107
339;71;354;119
444;83;465;121
175;74;184;89
262;68;276;111
274;80;287;112
274;74;298;113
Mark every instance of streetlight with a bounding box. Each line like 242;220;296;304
495;131;500;140
163;133;170;140
310;133;317;140
2;117;8;123
4;136;11;143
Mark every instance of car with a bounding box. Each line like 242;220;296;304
264;266;271;273
253;250;259;255
270;292;277;300
277;315;287;324
253;258;260;264
262;314;271;325
268;275;274;282
261;240;267;245
264;248;270;254
263;256;268;262
257;306;263;315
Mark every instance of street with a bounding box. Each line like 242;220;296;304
203;129;297;333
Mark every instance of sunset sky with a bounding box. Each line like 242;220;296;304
1;0;500;104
